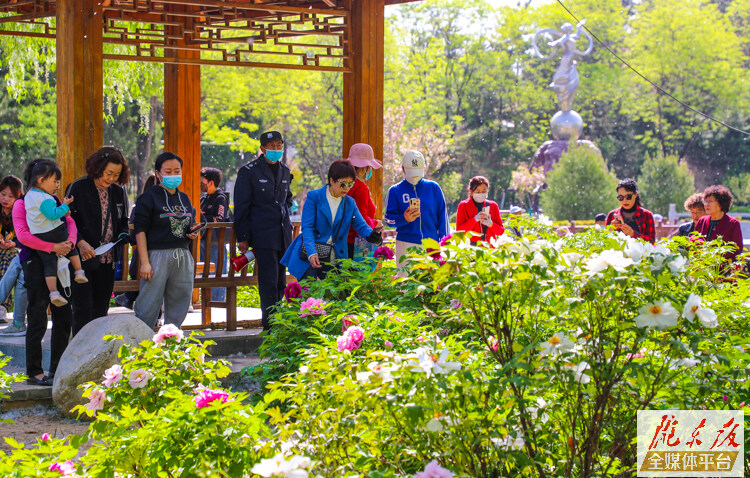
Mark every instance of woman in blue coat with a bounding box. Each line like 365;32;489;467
282;160;382;280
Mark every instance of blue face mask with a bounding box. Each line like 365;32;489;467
161;174;182;189
365;168;373;181
265;149;283;162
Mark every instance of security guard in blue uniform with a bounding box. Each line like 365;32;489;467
234;131;293;329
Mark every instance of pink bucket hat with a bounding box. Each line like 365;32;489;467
345;143;382;169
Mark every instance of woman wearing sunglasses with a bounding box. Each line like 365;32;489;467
605;178;656;244
282;160;383;280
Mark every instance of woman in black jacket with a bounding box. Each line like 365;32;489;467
66;146;130;336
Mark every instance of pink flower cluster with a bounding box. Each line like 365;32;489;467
337;326;365;352
102;364;123;388
86;388;106;414
373;246;395;260
300;297;327;317
439;234;453;247
153;323;184;345
489;336;499;352
284;281;303;301
49;461;76;475
415;460;454;478
195;387;233;408
449;299;462;309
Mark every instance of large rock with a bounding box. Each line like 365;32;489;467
52;315;154;417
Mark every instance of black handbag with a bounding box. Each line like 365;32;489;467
300;201;346;263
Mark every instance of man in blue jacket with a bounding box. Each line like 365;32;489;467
384;150;449;276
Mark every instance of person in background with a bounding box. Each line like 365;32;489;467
508;205;524;238
594;213;607;228
133;152;199;329
674;193;705;237
114;174;156;310
14;159;75;386
66;146;130;335
344;143;382;259
234;131;294;330
456;176;505;243
24;161;87;306
695;185;743;262
0;176;26;335
282;160;382;281
199;167;230;303
384;150;449;275
606;178;656;244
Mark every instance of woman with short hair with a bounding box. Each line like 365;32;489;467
455;176;504;243
695;185;743;261
282;160;382;281
605;178;656;244
66;146;131;335
133;152;199;329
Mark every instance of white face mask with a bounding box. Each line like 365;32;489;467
406;176;422;185
473;193;488;203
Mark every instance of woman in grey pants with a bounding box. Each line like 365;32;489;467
133;152;199;329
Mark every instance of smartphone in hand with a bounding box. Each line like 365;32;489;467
410;197;421;213
189;222;208;234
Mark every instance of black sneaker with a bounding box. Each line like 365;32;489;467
114;294;133;309
26;376;52;387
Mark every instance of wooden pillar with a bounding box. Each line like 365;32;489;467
343;0;385;214
163;6;201;215
56;0;103;186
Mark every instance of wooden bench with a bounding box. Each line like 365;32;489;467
113;222;301;331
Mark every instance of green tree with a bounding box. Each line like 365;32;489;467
539;143;619;221
637;153;695;216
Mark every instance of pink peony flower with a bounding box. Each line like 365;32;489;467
439;259;447;266
415;460;455;478
102;364;123;388
49;461;76;475
284;281;303;301
300;297;327;317
41;433;51;441
449;299;462;309
128;368;150;389
740;402;746;408
341;315;357;333
153;323;184;344
337;326;365;351
195;387;233;408
723;395;728;402
384;340;394;348
86;388;106;413
373;246;395;260
489;336;499;352
439;234;453;247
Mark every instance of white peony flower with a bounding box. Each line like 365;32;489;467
562;252;583;267
585;250;633;276
682;294;718;328
531;252;548;268
490;234;515;248
565;361;591;384
634;301;679;329
410;348;461;377
667;256;688;275
624;240;649;263
356;361;396;383
539;333;576;356
250;453;310;477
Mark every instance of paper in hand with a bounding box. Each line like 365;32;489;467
94;242;117;256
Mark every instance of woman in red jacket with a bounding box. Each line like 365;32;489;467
695;185;743;262
456;176;505;243
346;143;383;259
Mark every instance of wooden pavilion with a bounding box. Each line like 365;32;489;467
0;0;402;212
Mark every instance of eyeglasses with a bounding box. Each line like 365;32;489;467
337;180;355;189
617;193;634;202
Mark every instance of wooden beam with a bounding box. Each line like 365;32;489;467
163;4;202;217
342;0;384;215
56;0;103;188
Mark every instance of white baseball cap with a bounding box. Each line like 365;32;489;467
401;150;425;177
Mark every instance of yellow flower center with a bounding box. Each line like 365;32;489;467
549;336;562;345
649;305;662;315
691;305;699;314
431;355;439;363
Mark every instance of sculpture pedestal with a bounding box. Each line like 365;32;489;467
530;139;601;174
550;110;583;140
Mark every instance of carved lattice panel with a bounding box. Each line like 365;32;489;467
0;0;351;72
